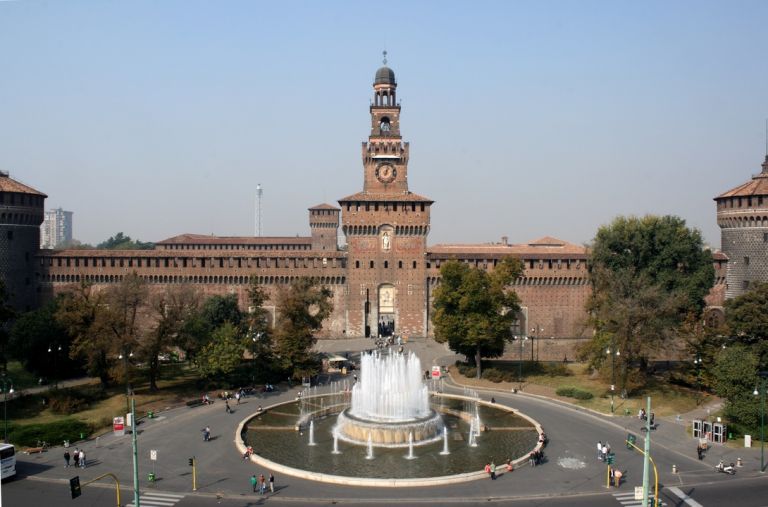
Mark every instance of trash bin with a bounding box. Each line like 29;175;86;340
79;432;85;440
148;411;154;419
148;472;155;482
63;440;70;448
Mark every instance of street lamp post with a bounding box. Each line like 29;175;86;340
606;346;620;414
517;335;528;389
48;344;62;389
251;332;263;387
118;351;133;415
530;326;543;362
693;355;703;406
755;371;768;473
1;374;14;443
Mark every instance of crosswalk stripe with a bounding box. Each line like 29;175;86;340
668;486;704;507
141;492;185;499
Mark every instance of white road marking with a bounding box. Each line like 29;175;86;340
668;486;704;507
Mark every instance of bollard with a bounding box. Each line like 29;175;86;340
737;457;743;467
148;472;156;482
148;411;154;419
672;464;678;474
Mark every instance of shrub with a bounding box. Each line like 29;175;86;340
49;395;89;415
9;419;91;447
556;386;593;400
482;368;505;383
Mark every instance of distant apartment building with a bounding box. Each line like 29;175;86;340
41;207;73;249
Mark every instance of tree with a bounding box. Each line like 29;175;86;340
584;215;715;390
97;232;154;250
178;294;244;362
9;298;81;381
245;278;272;364
141;284;199;391
272;278;333;379
0;281;16;372
432;257;523;378
725;283;768;367
195;322;245;378
712;344;761;434
55;281;113;387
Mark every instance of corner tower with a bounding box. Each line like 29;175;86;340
715;155;768;299
339;57;433;338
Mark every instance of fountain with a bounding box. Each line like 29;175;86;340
335;351;444;447
332;432;340;454
406;432;415;460
366;434;374;460
308;420;316;446
440;429;450;455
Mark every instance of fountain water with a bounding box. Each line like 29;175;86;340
335;351;444;447
332;432;340;454
406;432;415;460
366;434;374;460
440;429;450;455
308;420;316;446
468;419;477;447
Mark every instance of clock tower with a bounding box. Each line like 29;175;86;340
339;55;433;338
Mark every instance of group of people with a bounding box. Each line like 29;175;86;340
249;472;275;495
63;448;86;468
597;440;612;461
528;449;544;467
638;408;656;427
484;459;516;479
608;466;624;487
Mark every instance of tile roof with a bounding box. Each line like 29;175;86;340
0;173;47;196
309;203;340;211
715;157;768;199
428;237;588;257
338;191;434;203
156;234;311;245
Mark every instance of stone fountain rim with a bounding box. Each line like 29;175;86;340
236;393;544;488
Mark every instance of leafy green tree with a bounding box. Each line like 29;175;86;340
725;283;768;367
56;282;113;387
432;257;523;378
141;284;199;391
9;298;81;381
97;232;154;250
712;344;761;434
272;278;333;379
0;281;16;372
245;278;272;363
196;322;244;378
584;215;714;390
179;293;244;362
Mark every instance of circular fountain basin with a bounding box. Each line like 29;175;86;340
238;394;542;486
336;407;444;447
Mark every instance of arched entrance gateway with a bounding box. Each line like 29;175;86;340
378;283;395;337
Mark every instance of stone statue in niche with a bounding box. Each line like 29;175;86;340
382;232;391;251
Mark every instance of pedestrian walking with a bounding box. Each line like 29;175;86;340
225;399;232;414
73;449;80;468
259;473;267;495
597;441;603;460
696;442;704;460
79;449;86;468
490;462;497;480
650;412;655;428
250;474;258;492
605;442;611;455
202;426;211;441
529;452;536;467
613;469;623;487
269;472;275;493
64;450;71;467
507;459;514;472
235;391;241;405
601;443;608;462
484;462;491;476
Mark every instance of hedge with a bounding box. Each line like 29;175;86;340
9;419;91;447
556;386;594;400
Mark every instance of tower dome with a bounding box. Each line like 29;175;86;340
374;66;396;86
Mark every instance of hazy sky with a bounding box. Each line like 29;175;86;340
2;1;767;250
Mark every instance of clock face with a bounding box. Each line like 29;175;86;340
375;163;397;183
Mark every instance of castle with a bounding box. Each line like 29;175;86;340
4;63;761;345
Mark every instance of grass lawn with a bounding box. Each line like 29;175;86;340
451;361;710;417
8;363;204;437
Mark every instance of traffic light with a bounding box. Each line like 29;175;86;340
606;452;615;465
626;433;637;449
69;476;81;499
188;457;194;466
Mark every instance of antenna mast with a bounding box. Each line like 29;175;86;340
255;184;263;237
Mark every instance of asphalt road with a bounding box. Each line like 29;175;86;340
4;474;768;507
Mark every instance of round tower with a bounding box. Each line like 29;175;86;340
0;171;47;311
715;156;768;299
